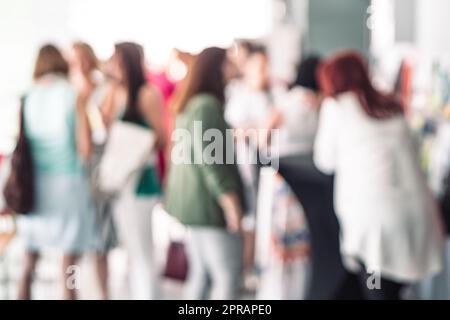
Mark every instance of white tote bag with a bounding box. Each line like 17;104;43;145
97;121;156;195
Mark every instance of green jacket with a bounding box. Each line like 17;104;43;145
164;93;245;227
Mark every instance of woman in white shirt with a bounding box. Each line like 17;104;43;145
314;51;445;300
225;46;274;277
270;55;321;157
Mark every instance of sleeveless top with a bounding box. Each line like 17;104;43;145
24;74;81;174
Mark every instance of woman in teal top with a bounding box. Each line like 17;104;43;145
165;47;245;299
100;42;166;300
17;44;96;300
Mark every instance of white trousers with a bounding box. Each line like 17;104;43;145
185;227;242;300
113;176;160;300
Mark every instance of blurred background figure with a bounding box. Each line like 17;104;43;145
256;54;322;300
270;55;322;157
68;41;117;300
314;51;445;300
165;47;245;300
101;42;166;300
146;48;196;184
226;45;274;136
146;52;176;184
225;45;277;285
229;40;254;79
17;44;96;300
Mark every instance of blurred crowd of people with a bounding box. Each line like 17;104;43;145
0;38;448;301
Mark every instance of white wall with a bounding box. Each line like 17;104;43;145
416;0;450;60
0;0;73;152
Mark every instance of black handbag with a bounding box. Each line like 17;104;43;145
439;170;450;235
3;96;35;214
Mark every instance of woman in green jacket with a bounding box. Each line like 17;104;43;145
165;47;245;300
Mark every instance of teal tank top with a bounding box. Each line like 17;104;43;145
24;75;81;174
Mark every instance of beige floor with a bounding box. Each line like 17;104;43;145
0;206;185;300
0;204;260;300
0;210;256;300
0;238;187;300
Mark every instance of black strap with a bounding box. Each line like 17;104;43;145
18;95;27;142
440;168;450;234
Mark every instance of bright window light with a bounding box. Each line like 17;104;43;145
67;0;273;64
0;0;273;153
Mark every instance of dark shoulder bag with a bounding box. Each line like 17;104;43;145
163;241;189;282
3;96;35;214
440;170;450;235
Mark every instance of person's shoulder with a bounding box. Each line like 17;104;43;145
189;93;221;110
47;75;72;89
226;79;244;92
328;92;362;117
336;92;359;106
321;96;341;112
186;94;222;120
53;77;77;99
282;86;310;105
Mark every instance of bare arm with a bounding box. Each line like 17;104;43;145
138;85;167;150
100;84;119;129
76;93;92;161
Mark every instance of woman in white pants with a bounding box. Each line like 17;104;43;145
101;42;166;299
112;172;160;299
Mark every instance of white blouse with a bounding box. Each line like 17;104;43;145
225;80;273;129
314;93;445;283
271;87;319;157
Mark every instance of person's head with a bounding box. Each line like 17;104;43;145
71;42;98;76
112;42;147;122
291;55;322;93
33;44;69;80
111;42;146;85
317;50;403;119
172;47;229;114
243;45;269;91
232;40;253;73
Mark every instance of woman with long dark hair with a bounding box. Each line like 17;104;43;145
101;42;166;299
165;47;245;299
314;51;444;299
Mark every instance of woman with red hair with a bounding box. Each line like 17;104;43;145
314;51;444;299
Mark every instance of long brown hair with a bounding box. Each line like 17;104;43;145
114;42;147;123
172;47;226;114
33;44;69;80
317;50;403;119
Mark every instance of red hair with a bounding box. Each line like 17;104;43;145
317;50;403;119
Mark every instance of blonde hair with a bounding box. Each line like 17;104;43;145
72;41;98;72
